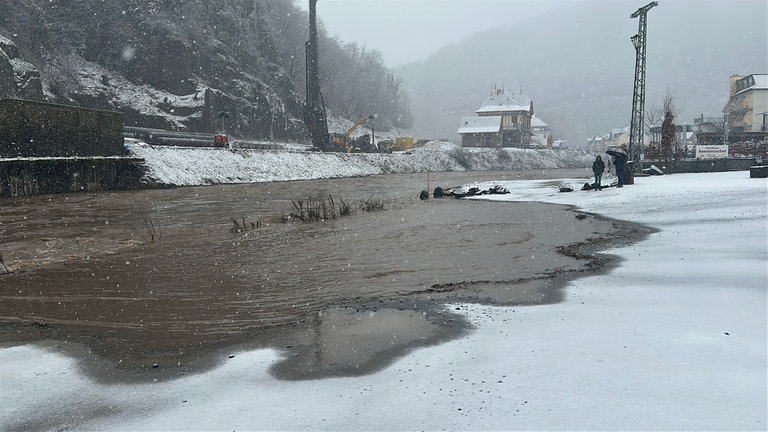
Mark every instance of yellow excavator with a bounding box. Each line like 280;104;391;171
330;115;374;152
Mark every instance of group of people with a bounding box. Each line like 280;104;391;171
591;152;628;190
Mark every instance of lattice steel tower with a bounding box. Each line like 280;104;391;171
628;1;658;170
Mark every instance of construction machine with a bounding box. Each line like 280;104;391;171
330;115;374;151
393;137;414;151
378;136;414;153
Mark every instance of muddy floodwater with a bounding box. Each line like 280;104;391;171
0;169;649;382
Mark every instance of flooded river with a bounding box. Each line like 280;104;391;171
0;169;646;381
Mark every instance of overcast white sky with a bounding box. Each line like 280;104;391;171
296;0;575;67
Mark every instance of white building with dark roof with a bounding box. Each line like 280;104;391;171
457;88;534;148
456;116;503;147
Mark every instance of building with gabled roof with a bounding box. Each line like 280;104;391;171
723;74;768;133
456;116;503;147
457;88;534;148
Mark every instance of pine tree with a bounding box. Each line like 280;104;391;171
660;91;676;161
661;110;675;160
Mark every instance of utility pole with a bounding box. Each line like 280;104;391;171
628;1;658;174
304;0;329;150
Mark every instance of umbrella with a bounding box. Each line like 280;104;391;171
606;147;627;157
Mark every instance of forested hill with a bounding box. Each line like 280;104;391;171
0;0;411;142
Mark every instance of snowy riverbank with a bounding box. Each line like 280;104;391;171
127;140;596;186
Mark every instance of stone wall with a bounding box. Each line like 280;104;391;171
0;99;126;157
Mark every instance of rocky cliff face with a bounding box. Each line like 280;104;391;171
0;1;310;142
0;36;43;101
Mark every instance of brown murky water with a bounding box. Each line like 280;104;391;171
0;169;649;381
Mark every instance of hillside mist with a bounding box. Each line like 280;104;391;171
396;0;767;147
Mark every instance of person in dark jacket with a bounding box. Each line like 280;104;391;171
614;153;628;187
592;156;605;190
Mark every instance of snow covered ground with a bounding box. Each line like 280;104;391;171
1;171;766;431
125;141;596;186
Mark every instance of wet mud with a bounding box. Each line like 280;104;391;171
0;169;654;382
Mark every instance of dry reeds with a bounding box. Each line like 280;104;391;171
0;251;9;274
290;194;388;223
140;211;161;243
231;216;261;233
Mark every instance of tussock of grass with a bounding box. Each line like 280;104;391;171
290;195;390;223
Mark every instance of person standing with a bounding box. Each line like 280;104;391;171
614;152;628;188
592;155;605;190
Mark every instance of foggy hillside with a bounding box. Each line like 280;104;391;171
396;0;767;147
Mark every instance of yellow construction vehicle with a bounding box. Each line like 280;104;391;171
330;115;374;152
393;137;414;151
379;137;415;152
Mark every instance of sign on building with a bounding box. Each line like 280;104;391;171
695;145;729;159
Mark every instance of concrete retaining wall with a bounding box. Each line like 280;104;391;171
0;157;145;196
0;99;126;157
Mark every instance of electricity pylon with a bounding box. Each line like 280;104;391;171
628;1;658;172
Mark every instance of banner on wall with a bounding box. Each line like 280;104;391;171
695;145;729;159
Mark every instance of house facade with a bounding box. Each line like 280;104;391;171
723;74;768;133
458;88;534;148
530;115;552;147
456;116;503;147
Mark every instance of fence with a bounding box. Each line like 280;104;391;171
642;158;759;174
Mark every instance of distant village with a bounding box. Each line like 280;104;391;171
457;74;768;161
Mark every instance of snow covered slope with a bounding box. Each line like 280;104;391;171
127;141;596;186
